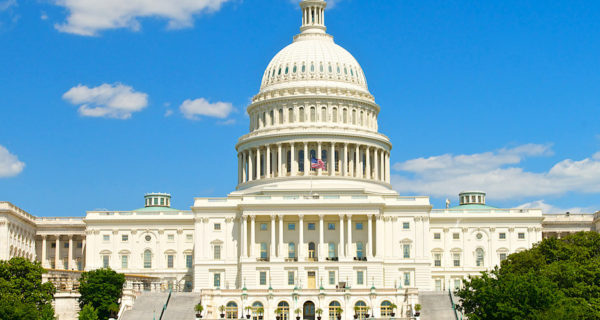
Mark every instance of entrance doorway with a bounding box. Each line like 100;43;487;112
307;271;316;289
303;301;315;320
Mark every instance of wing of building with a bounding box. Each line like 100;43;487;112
1;1;599;319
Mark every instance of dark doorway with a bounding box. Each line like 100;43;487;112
303;301;315;320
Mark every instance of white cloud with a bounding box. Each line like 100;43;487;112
41;12;48;20
0;0;16;11
517;200;596;214
179;98;234;120
164;109;174;117
63;83;148;119
392;144;600;200
52;0;230;36
0;145;25;178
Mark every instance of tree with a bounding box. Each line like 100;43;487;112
456;231;600;320
78;268;125;320
79;304;99;320
0;257;56;320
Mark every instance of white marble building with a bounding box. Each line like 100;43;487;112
1;1;599;319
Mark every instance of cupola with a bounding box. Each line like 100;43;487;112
144;193;171;208
458;191;486;206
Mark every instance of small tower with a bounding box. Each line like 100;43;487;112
144;193;171;208
458;191;486;206
300;0;327;34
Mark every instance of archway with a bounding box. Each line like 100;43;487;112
303;301;315;320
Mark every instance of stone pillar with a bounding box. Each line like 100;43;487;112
365;147;371;179
241;216;247;258
317;142;322;176
81;238;86;270
256;148;261;180
380;150;385;182
339;214;345;258
374;149;379;181
270;215;276;260
355;145;360;178
250;215;256;258
68;235;73;270
385;152;391;183
278;215;284;257
242;152;247;182
347;215;353;258
329;143;335;176
41;235;47;268
55;236;60;269
367;215;373;259
238;153;242;184
319;214;324;260
266;145;271;179
248;150;254;182
343;143;348;177
277;144;282;178
299;214;304;260
291;143;296;175
303;142;309;174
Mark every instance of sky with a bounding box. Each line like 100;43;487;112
1;0;599;216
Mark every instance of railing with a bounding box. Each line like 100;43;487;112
159;289;172;320
448;288;460;320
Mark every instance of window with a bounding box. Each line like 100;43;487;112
476;248;485;267
356;222;363;230
121;235;128;242
453;233;460;240
144;250;152;268
403;222;410;230
103;235;110;241
328;243;336;258
328;223;335;230
288;242;296;258
288;223;295;231
260;223;267;231
260;243;268;259
259;271;267;285
213;273;221;288
214;245;222;260
500;253;507;261
356;271;364;285
354;301;367;320
214;223;221;231
380;301;393;317
499;232;506;239
476;233;483;240
453;253;461;267
121;255;128;269
186;254;193;268
288;271;295;285
278;301;290;320
454;279;462;290
168;234;175;241
403;244;410;258
518;232;525;239
51;243;56;248
186;234;193;242
298;150;305;170
328;271;335;285
226;302;238;320
328;301;341;320
308;223;315;230
77;242;83;248
434;253;442;267
435;279;442;291
308;242;316;260
434;233;441;240
77;260;83;271
356;242;364;258
145;235;152;242
64;242;69;248
102;255;109;268
167;255;174;268
403;272;411;286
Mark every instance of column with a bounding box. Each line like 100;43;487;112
343;143;348;177
319;214;324;260
68;235;73;270
256;148;261;180
81;238;86;270
266;145;271;179
277;144;282;177
317;142;322;176
347;215;353;258
375;216;383;259
374;149;379;181
380;150;384;182
329;143;335;176
248;150;254;182
278;215;284;258
303;142;309;174
385;152;391;183
242;152;247;182
241;216;247;258
355;145;360;178
41;235;47;268
238;153;242;184
55;236;60;269
365;147;371;179
339;214;345;258
270;215;276;260
367;215;373;259
250;215;256;258
291;143;297;175
298;215;304;260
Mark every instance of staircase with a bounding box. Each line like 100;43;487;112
418;291;457;320
162;293;200;320
120;293;170;320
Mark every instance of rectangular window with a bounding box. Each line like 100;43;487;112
259;271;267;285
288;223;295;231
51;243;56;248
260;243;268;259
63;259;68;269
328;243;336;258
434;233;441;240
434;253;441;267
329;271;335;285
328;223;335;230
167;255;174;268
122;235;128;242
77;261;83;271
308;223;315;230
102;255;109;268
403;222;410;230
404;272;410;286
518;232;525;239
435;279;442;291
77;242;83;248
288;271;295;285
356;222;363;230
213;273;221;288
121;255;128;269
64;242;69;248
168;234;175;241
260;223;267;231
214;223;221;231
103;235;110;241
186;254;193;268
357;271;364;285
499;232;506;239
453;253;461;267
186;234;193;242
214;245;221;260
500;253;507;261
403;244;410;258
454;279;461;290
453;233;460;240
356;242;364;258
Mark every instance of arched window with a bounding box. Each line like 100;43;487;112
352;109;357;125
270;110;274;126
308;242;316;260
310;107;316;122
143;249;152;269
226;302;238;319
288;108;294;123
286;150;291;173
476;248;484;267
380;301;393;317
332;107;338;122
321;107;327;122
322;150;328;171
299;107;305;122
354;301;368;320
359;111;363;125
299;150;305;172
335;151;339;172
261;112;266;128
279;109;284;124
278;301;290;320
343;109;348;123
328;301;341;320
293;65;297;74
288;242;296;259
251;302;263;320
260;154;265;177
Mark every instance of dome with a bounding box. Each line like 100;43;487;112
258;0;370;96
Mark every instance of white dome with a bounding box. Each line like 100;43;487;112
259;26;369;95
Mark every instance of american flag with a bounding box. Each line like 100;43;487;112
311;157;326;169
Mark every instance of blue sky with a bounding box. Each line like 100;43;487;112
1;0;599;216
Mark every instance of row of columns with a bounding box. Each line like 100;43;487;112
302;5;324;26
238;142;390;184
40;235;85;270
240;214;375;261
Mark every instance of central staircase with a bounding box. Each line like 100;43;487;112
418;291;458;320
120;292;200;320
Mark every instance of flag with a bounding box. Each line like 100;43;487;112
311;157;326;169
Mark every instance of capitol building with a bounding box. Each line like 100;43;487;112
1;1;599;319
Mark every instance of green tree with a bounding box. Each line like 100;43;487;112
457;231;600;320
78;268;125;320
79;304;99;320
0;257;56;320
